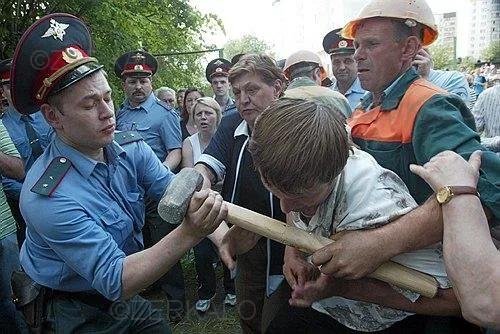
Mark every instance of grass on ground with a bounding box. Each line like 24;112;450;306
142;250;242;334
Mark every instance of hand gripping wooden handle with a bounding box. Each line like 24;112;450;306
226;203;438;298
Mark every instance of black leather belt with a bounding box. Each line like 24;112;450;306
49;289;114;311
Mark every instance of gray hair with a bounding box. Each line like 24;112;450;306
154;86;176;98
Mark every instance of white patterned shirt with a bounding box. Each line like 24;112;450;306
291;148;450;332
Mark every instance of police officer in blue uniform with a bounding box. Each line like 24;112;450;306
115;50;182;171
0;58;53;247
114;50;187;322
205;58;237;117
323;28;366;114
11;13;226;332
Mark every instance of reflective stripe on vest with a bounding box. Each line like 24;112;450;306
348;79;447;144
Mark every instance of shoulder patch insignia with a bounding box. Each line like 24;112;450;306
31;156;72;197
114;131;143;145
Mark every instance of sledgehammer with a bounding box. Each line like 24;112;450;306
158;168;438;298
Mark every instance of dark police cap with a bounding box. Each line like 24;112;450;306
205;58;231;82
10;13;103;115
114;50;158;79
230;53;245;66
276;59;286;70
323;28;355;55
0;59;12;84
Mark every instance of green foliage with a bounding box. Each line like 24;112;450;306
481;40;500;62
223;35;274;61
458;56;477;71
0;0;53;58
0;0;223;106
429;43;456;70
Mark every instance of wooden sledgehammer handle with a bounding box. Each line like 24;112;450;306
227;202;439;298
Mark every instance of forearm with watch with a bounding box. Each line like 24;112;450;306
438;185;500;327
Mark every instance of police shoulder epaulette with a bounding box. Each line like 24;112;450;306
31;156;72;197
157;100;171;110
114;131;143;145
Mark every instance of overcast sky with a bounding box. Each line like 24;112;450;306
191;0;471;58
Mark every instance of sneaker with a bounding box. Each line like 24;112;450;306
195;299;212;312
223;293;237;307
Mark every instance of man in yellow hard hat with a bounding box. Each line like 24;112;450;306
287;0;500;332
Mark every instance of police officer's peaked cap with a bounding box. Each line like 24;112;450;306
11;13;103;115
114;50;158;79
0;58;12;84
323;28;355;55
230;53;246;66
276;59;286;70
205;58;231;82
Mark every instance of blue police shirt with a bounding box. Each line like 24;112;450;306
223;98;238;118
2;108;53;199
428;69;471;106
116;93;182;161
19;135;174;300
219;96;238;118
334;77;366;114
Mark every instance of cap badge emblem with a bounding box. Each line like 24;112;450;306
41;19;69;41
131;53;146;63
62;47;83;63
338;40;348;48
134;65;144;70
214;60;224;66
405;19;417;27
215;67;223;73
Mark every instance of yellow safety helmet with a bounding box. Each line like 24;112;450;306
342;0;438;47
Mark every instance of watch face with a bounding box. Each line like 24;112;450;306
436;186;451;204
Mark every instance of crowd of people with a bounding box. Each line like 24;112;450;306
0;0;499;333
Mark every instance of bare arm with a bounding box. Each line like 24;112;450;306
163;148;181;171
121;189;226;298
411;150;500;329
194;163;216;190
290;274;460;316
193;162;235;256
0;151;24;180
180;138;194;169
312;198;442;279
442;195;500;328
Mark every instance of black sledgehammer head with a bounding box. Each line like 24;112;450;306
158;168;204;224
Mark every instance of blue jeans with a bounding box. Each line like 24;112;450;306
0;231;26;333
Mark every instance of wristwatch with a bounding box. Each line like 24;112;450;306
435;186;479;205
